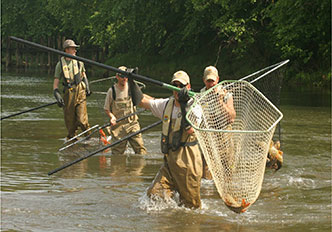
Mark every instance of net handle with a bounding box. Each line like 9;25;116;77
238;60;289;83
192;59;289;107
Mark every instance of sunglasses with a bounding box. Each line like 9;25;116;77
172;83;187;88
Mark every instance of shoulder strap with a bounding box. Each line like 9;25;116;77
111;85;116;100
162;98;171;118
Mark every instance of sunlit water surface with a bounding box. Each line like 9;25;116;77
1;73;331;231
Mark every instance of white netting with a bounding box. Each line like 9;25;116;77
186;80;283;213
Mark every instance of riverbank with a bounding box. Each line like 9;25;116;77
2;49;331;91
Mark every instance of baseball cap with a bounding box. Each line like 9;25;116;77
117;66;127;77
203;66;218;81
171;70;190;85
63;39;80;50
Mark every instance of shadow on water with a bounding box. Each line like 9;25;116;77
1;72;331;231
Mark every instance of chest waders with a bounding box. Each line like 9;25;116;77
161;97;198;153
60;57;90;139
147;98;202;208
109;85;146;155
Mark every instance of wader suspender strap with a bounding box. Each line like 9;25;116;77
60;57;81;88
110;84;135;122
111;84;132;101
167;100;174;140
161;99;171;154
111;85;116;100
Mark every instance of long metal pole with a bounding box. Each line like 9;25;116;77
1;101;57;120
10;37;177;91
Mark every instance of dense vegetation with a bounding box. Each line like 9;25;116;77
1;0;331;88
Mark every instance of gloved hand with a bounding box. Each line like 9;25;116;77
53;88;64;107
179;91;191;130
83;76;91;96
178;87;190;104
129;78;143;106
180;104;191;130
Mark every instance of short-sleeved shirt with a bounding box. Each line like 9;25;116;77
54;59;86;80
148;98;202;124
103;83;129;111
149;98;181;120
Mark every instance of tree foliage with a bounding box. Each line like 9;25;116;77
1;0;330;84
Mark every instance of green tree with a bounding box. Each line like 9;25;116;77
267;0;331;72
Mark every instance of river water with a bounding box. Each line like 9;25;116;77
1;72;331;231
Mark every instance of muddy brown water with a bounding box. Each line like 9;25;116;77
1;73;331;231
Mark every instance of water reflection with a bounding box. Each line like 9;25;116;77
1;73;331;232
98;154;146;177
57;153;89;179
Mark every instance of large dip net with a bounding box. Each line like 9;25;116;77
187;79;283;213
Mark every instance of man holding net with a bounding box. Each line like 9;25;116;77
134;70;203;208
200;66;236;180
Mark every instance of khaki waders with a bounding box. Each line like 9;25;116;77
109;93;147;155
147;98;202;208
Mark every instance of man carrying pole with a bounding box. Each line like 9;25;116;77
137;71;203;209
53;39;91;141
103;66;147;155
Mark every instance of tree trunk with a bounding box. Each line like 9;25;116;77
57;35;62;61
24;53;28;71
15;43;20;68
5;37;11;71
47;36;51;68
39;38;43;67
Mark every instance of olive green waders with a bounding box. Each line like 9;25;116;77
63;83;90;139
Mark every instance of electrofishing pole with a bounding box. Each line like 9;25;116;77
0;101;57;120
10;37;289;97
10;36;190;95
48;119;162;175
59;108;146;151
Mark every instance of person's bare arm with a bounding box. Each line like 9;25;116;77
139;94;152;109
53;78;60;90
223;95;236;123
105;109;117;126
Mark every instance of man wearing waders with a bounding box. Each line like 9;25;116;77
200;66;236;182
53;39;91;140
200;66;236;180
103;66;147;155
138;71;203;208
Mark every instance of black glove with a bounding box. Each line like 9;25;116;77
180;105;191;130
128;78;143;106
179;92;191;130
53;88;64;107
83;76;91;96
178;87;190;104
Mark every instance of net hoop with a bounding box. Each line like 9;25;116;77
186;80;283;213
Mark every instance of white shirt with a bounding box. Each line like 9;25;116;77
148;98;181;120
149;98;202;126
